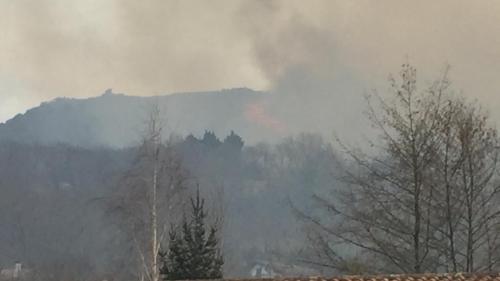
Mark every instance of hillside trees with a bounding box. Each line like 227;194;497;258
0;143;132;281
0;130;335;278
297;64;500;274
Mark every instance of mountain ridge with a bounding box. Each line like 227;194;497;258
0;88;272;148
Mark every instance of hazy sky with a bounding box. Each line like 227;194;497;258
1;0;500;125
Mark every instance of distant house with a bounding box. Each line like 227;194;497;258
250;261;277;278
0;262;30;280
249;260;319;278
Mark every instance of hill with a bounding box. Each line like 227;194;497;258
0;88;270;147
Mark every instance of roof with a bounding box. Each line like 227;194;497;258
197;273;500;281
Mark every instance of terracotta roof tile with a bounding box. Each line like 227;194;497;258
190;273;500;281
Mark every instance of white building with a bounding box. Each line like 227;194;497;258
0;262;30;280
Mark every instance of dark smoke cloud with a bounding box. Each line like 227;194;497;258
1;0;500;139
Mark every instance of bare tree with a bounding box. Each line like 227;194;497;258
296;64;500;274
111;106;189;281
454;101;500;272
428;96;500;272
335;64;446;272
294;64;457;273
431;96;464;272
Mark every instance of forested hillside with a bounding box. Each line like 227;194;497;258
0;132;338;279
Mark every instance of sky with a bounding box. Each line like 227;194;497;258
1;0;500;127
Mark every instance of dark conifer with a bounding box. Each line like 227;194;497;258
161;190;223;280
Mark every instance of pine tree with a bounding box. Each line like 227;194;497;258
205;226;223;279
160;228;188;280
201;131;221;148
223;131;244;150
161;190;223;280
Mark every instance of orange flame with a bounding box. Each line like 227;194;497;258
244;101;286;134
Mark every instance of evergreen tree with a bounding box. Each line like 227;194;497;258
201;131;221;148
160;227;189;280
184;134;200;146
204;227;224;278
161;190;223;280
223;131;244;150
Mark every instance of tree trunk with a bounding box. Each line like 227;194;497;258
151;146;159;281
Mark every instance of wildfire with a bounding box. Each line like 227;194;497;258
244;100;286;134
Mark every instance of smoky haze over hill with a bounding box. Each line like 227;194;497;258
0;87;365;148
0;88;267;147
